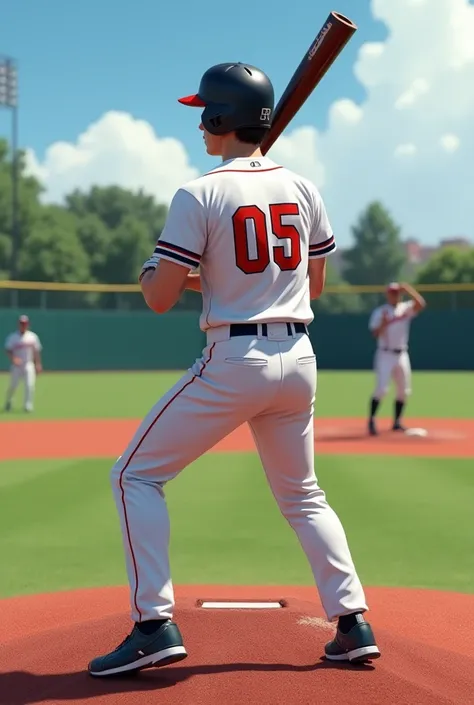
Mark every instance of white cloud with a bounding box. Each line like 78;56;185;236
268;126;326;188
395;78;430;110
26;0;474;245
394;143;417;157
440;134;460;152
25;111;199;206
328;99;364;124
269;0;474;244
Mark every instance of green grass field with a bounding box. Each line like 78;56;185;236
1;370;473;419
1;454;473;599
0;370;472;600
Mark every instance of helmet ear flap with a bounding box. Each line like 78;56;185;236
208;115;223;131
202;103;231;135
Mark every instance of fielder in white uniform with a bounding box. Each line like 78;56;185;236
367;282;426;435
89;62;380;677
4;314;43;413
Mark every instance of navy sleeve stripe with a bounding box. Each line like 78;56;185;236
309;242;336;258
156;240;201;261
155;247;198;268
309;234;335;252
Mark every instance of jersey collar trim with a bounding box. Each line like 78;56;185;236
203;157;282;176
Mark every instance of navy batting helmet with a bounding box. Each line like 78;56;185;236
178;62;274;136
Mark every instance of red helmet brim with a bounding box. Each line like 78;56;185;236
178;94;206;107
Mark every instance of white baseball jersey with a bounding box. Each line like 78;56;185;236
369;300;417;350
5;330;42;366
111;156;370;637
154;156;336;330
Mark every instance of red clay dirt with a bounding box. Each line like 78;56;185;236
1;423;474;704
1;585;473;705
1;417;473;461
1;418;473;703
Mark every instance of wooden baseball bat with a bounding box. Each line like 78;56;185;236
260;11;358;155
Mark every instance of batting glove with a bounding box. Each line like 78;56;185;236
139;254;160;283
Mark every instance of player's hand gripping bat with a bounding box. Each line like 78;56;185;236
260;11;358;155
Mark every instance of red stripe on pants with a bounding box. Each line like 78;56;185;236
118;344;215;621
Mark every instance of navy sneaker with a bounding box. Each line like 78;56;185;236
325;619;381;664
392;422;406;431
88;620;187;677
368;419;377;436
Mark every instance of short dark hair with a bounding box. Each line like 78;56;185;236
235;127;268;145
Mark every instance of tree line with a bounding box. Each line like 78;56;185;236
0;138;472;312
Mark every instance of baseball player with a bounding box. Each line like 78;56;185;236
4;314;42;413
89;62;380;677
367;282;426;435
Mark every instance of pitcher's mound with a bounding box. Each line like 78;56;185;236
1;587;473;705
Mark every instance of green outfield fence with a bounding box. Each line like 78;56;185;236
0;281;473;371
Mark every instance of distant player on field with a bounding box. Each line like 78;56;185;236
367;282;426;435
4;314;43;413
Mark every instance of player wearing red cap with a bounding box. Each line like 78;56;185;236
4;314;43;413
367;282;426;435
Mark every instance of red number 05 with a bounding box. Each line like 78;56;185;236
232;203;302;274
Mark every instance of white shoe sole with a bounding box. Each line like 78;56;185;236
89;645;188;677
326;645;381;663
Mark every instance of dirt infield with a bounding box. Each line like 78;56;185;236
1;585;473;705
1;417;473;460
1;421;473;705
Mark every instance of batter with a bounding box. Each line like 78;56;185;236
4;314;42;413
88;62;381;677
367;282;426;435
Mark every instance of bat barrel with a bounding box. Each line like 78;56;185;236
331;11;357;28
261;11;357;155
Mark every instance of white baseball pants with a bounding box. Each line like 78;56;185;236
111;323;368;624
5;362;36;411
373;349;412;401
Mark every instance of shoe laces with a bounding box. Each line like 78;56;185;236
113;630;135;652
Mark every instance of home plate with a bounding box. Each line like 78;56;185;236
405;427;428;437
197;599;285;609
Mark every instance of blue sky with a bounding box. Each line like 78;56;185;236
1;0;384;166
1;0;473;246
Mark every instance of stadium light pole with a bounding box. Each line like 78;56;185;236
0;55;20;279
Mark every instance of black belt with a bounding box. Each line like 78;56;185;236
229;322;307;337
382;347;406;354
